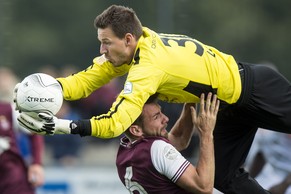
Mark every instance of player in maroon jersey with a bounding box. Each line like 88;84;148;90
116;93;218;194
0;102;45;194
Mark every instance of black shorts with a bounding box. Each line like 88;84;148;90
214;62;291;193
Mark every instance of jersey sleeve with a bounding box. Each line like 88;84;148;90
58;50;166;138
151;140;190;183
89;65;165;138
57;55;130;101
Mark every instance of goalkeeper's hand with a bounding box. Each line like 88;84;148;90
17;112;72;135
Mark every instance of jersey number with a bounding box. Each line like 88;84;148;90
124;166;148;194
160;34;216;57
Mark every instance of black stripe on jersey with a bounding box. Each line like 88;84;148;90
183;81;217;97
84;64;94;72
94;97;125;120
133;48;140;65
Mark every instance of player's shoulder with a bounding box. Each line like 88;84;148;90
150;137;173;152
136;137;171;153
144;136;170;144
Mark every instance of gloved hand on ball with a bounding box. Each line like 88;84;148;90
17;112;72;135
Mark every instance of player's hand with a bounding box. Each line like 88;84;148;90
191;93;220;136
17;112;72;135
28;164;45;188
13;83;21;111
38;112;72;135
17;112;50;135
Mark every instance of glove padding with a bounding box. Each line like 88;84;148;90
38;112;72;135
17;112;72;135
17;112;51;135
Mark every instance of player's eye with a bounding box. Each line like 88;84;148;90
103;41;111;46
153;113;161;120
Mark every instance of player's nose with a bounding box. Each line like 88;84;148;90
162;114;169;124
100;44;108;55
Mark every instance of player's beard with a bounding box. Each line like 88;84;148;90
160;128;169;138
107;52;128;67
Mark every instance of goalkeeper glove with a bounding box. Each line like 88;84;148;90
17;112;72;135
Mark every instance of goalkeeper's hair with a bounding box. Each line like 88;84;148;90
94;5;143;40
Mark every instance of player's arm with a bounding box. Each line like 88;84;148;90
88;65;164;138
18;65;164;138
168;103;196;151
57;55;130;100
268;173;291;194
12;104;45;187
17;93;144;137
17;55;131;136
27;134;45;187
176;93;218;193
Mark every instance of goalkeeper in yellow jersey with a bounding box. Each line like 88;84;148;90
17;4;291;194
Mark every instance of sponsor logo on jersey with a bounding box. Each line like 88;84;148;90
123;82;133;94
164;145;179;160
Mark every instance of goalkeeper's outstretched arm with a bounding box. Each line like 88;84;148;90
17;112;92;136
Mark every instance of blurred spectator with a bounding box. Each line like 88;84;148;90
38;65;84;166
0;67;18;103
246;129;291;194
45;101;83;166
37;65;59;78
0;67;45;194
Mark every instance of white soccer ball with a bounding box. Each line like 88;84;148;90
16;73;63;115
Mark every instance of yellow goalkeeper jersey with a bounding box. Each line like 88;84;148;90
57;27;241;138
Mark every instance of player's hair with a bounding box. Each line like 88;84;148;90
124;93;159;138
94;5;143;40
132;93;159;127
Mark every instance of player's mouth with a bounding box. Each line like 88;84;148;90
105;55;110;60
107;57;115;65
160;128;168;137
161;124;168;133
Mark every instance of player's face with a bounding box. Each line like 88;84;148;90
141;103;169;138
98;27;133;67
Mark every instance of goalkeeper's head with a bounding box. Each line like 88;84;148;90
94;5;143;41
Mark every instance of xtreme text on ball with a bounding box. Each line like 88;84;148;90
25;96;55;103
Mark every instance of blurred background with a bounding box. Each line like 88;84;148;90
1;0;291;79
1;0;291;193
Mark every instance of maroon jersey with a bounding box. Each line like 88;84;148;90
0;103;20;154
0;102;43;194
116;136;191;194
